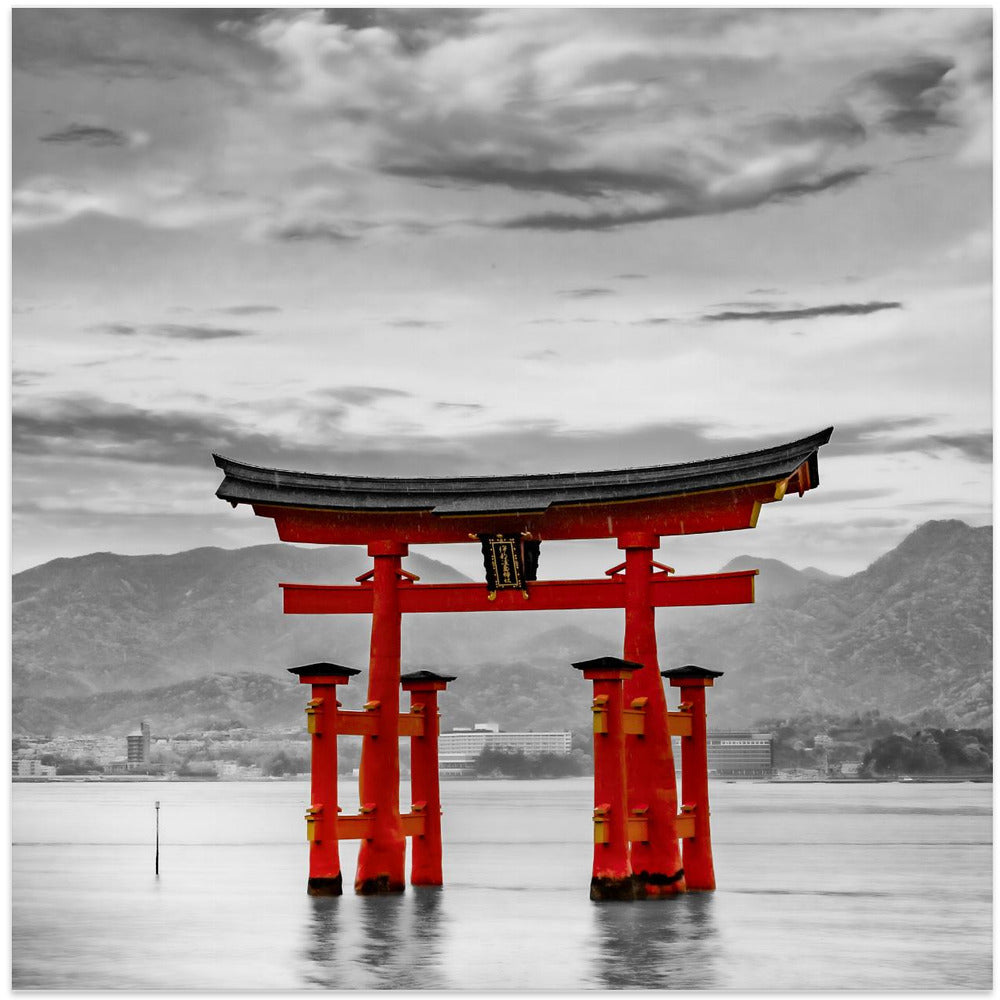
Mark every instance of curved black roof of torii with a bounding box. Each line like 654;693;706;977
213;426;833;516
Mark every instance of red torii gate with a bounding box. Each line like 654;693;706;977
214;426;832;899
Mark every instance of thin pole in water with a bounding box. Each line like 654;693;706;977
155;800;160;876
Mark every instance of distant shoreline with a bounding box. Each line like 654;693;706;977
767;776;992;784
12;774;992;785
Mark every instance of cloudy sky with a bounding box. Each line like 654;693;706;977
11;8;993;581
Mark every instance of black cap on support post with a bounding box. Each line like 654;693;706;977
400;669;457;688
288;662;362;678
661;665;724;685
571;656;643;677
288;662;362;685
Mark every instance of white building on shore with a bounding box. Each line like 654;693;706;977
439;722;573;776
13;759;57;778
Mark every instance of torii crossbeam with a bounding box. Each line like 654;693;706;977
280;569;757;615
214;426;832;898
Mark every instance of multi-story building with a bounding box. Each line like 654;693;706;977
439;723;573;776
671;731;774;778
706;732;773;777
12;759;57;778
105;721;157;773
126;721;152;765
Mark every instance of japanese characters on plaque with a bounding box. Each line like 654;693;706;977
478;534;541;599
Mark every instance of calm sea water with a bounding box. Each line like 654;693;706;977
12;779;992;990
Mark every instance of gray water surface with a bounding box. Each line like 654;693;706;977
12;779;992;990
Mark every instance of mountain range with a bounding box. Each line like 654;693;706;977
12;520;991;735
667;520;992;727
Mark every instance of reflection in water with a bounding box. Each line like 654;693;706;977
358;894;407;987
303;896;342;987
13;781;993;990
304;888;447;990
411;887;444;959
590;892;720;989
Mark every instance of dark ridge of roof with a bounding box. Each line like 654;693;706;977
571;656;644;673
287;662;362;678
661;665;725;680
214;426;833;516
400;670;457;684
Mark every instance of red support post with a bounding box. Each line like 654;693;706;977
401;670;455;886
662;665;724;891
288;662;361;896
617;532;685;897
572;656;642;900
356;541;408;894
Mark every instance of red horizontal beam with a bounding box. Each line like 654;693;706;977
258;481;782;546
335;812;427;840
332;711;425;738
280;570;756;615
626;810;698;842
667;711;693;738
339;809;689;842
675;812;696;840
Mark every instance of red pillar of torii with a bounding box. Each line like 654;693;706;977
214;427;831;897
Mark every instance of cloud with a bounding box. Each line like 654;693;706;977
8;394;764;477
385;319;446;329
93;322;254;340
202;12;886;236
559;287;616;299
13;9;258;80
943;229;991;266
154;324;254;341
525;316;602;326
214;304;281;316
92;323;140;336
701;301;902;322
859;56;957;134
615;273;648;280
631;317;672;326
521;350;560;361
11;394;453;475
12;171;258;232
384;161;691;199
898;498;993;512
12;396;990;563
763;168;873;202
72;353;153;368
319;386;412;406
13;10;988;241
712;300;780;310
435;402;484;412
931;433;992;464
13;369;47;387
786;487;897;506
824;417;991;464
497;168;870;231
762;110;867;145
267;221;360;243
324;9;485;53
13;396;270;469
834;515;911;530
39;124;130;147
815;417;925;455
12;177;112;228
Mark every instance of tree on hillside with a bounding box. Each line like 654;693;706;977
472;747;586;778
40;753;102;775
262;749;309;777
861;729;992;776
